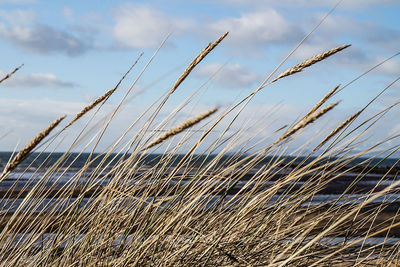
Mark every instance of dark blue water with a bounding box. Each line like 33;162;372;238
0;152;398;169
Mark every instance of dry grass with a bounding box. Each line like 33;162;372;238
274;101;340;145
271;44;351;83
170;32;229;95
0;64;23;84
0;25;399;267
64;53;143;130
0;115;65;181
143;107;218;151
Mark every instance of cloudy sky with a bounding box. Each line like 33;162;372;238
0;0;399;153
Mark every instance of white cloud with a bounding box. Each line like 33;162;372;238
0;23;92;56
0;97;307;152
311;13;400;50
204;9;302;49
0;9;94;56
0;96;395;154
0;98;82;151
0;98;218;152
284;11;400;78
113;4;189;48
0;70;77;88
196;63;261;89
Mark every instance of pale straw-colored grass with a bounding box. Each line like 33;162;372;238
274;101;340;145
271;44;351;83
143;107;218;150
0;115;65;181
170;32;229;95
304;84;340;118
1;8;400;266
0;64;23;84
64;53;143;129
317;109;363;150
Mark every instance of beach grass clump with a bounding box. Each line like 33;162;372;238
0;29;399;267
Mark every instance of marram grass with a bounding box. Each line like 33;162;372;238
0;31;399;267
0;115;65;182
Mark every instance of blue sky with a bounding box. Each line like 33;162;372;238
0;0;399;153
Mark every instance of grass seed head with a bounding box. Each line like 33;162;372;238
0;64;24;84
64;54;143;129
170;32;229;94
144;107;219;150
271;45;351;83
0;115;66;180
275;101;340;144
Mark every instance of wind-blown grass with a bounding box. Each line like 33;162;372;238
0;27;400;267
